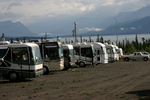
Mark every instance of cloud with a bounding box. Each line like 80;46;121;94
130;27;136;30
79;27;105;33
0;0;149;25
7;2;22;10
120;28;124;30
38;32;52;36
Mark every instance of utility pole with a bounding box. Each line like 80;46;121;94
72;22;77;43
114;18;118;45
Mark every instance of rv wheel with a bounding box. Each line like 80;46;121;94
9;72;19;82
79;62;86;67
43;66;50;75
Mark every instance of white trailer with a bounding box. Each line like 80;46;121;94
0;43;43;81
92;42;108;64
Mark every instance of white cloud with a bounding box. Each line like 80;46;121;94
0;0;149;25
38;32;52;36
120;28;124;30
79;27;105;33
130;27;136;30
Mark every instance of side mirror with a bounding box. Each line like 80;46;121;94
45;55;48;59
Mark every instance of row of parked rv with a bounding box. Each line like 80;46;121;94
0;40;123;82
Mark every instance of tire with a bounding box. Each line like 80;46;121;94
43;66;50;75
9;72;19;82
79;62;86;67
124;57;129;61
143;57;148;61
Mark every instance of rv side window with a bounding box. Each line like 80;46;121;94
12;47;29;65
45;47;59;60
81;48;92;57
74;47;79;55
0;49;7;58
12;50;20;63
4;49;11;62
63;50;69;57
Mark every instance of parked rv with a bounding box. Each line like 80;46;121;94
105;44;119;62
92;42;108;64
62;44;76;70
38;42;64;74
73;43;96;67
0;43;43;81
113;45;120;61
117;48;123;59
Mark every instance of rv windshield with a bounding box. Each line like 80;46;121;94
112;47;117;54
92;47;96;56
102;47;107;54
31;46;42;65
58;47;63;57
69;49;74;57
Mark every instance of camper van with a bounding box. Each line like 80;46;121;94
38;42;64;74
62;44;76;69
0;43;43;81
73;43;96;67
105;44;119;62
93;42;108;64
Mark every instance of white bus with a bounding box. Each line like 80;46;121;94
38;42;64;74
0;43;43;81
73;43;96;67
62;44;76;70
93;42;108;64
105;44;119;62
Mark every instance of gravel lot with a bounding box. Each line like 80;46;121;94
0;60;150;100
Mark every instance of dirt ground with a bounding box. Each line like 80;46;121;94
0;60;150;100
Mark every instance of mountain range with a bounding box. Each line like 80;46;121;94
81;16;150;36
0;20;33;37
0;6;150;37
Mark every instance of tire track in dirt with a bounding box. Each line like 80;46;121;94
47;62;150;100
93;66;150;100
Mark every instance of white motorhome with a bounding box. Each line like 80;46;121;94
113;45;120;61
0;43;43;81
105;44;119;62
38;42;64;74
73;43;96;67
92;42;108;64
117;48;123;59
62;44;76;69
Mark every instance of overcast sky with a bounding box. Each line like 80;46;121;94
0;0;150;26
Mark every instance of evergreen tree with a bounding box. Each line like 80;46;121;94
100;36;104;43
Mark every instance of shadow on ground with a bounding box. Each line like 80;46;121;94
126;89;150;100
